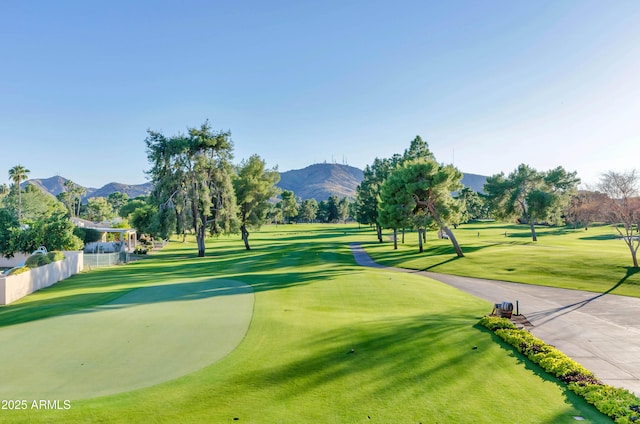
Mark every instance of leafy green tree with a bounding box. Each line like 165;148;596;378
379;171;412;250
380;158;464;256
484;164;580;241
356;157;399;241
13;212;82;254
119;197;150;218
337;197;351;223
265;202;282;225
2;184;66;223
107;192;129;216
8;165;30;222
146;121;238;256
60;180;85;217
456;187;487;223
130;204;160;237
326;195;340;222
41;213;83;251
85;197;114;222
299;199;318;223
402;135;435;163
357;136;432;242
598;170;640;268
316;200;329;223
279;190;298;224
0;184;9;198
73;227;102;244
234;155;280;250
0;209;19;258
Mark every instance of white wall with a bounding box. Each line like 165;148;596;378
0;251;83;306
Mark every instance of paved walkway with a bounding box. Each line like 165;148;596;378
350;243;640;396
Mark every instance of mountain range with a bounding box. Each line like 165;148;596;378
24;176;154;200
24;163;487;202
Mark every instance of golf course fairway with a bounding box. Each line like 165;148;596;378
0;278;253;399
0;224;612;423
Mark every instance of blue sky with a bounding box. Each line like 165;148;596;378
1;0;639;189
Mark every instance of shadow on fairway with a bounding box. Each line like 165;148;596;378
0;239;355;328
357;240;499;265
233;313;604;421
579;234;619;241
476;326;607;420
525;267;640;325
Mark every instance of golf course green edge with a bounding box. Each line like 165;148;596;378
0;278;254;400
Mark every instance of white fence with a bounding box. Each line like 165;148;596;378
0;251;83;306
83;252;130;269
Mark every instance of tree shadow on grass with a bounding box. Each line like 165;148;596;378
232;312;607;421
0;239;357;328
525;268;640;325
579;234;619;241
475;325;609;422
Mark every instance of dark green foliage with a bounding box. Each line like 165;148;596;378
483;164;580;241
146;121;238;257
234;154;280;249
47;251;66;262
25;254;52;268
0;208;19;258
73;227;102;244
130;204;159;237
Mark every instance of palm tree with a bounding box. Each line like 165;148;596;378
8;164;30;222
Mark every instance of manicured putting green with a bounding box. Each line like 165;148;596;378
0;278;253;400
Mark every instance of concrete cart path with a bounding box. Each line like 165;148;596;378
350;243;640;396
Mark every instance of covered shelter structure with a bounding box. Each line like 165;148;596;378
71;218;137;252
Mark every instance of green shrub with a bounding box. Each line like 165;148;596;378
25;254;52;268
478;316;517;331
481;317;639;423
47;251;66;262
569;383;640;423
74;227;102;244
7;266;29;276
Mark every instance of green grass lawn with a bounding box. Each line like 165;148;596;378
365;222;640;297
0;224;610;423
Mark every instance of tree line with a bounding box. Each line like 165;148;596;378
0;121;359;259
3;124;637;267
142;121;357;255
355;137;639;268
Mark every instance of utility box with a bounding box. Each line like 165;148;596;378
494;302;514;319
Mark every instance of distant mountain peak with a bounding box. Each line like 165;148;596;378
24;164;487;203
23;177;153;200
277;163;364;200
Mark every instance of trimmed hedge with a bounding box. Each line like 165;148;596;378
6;266;29;276
25;254;52;268
479;316;640;423
47;251;66;262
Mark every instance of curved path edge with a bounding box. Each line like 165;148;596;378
350;243;640;396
